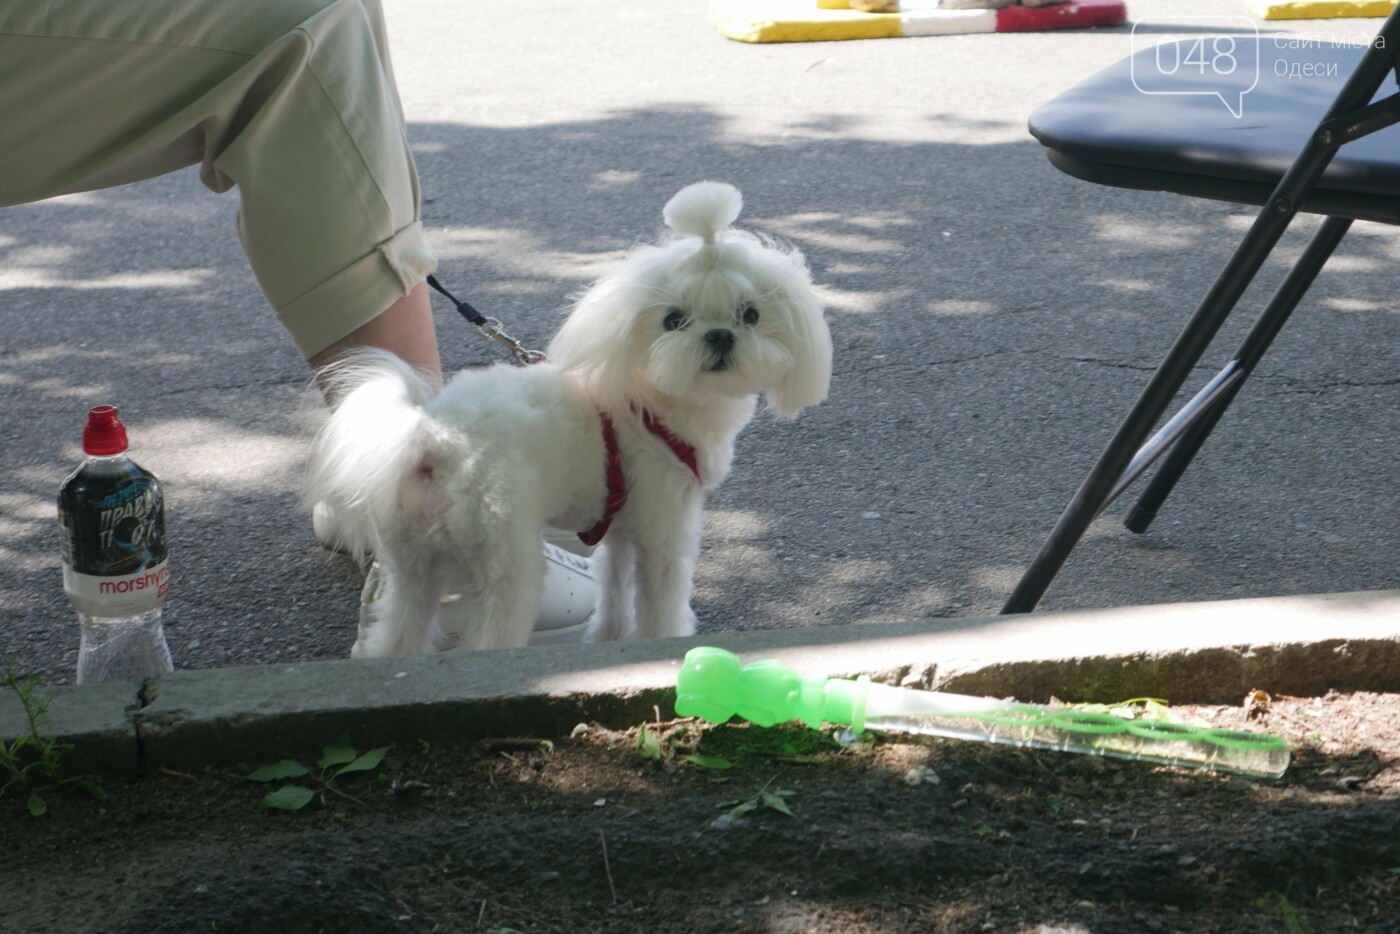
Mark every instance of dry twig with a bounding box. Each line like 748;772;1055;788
600;829;618;905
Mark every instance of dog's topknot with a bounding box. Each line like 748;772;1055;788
663;181;743;244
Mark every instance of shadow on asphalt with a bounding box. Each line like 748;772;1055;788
4;103;1399;685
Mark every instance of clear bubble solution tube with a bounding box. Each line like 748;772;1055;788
674;647;1289;779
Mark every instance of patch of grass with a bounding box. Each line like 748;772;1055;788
1069;697;1173;721
632;719;840;774
245;732;390;812
697;722;841;766
0;660;105;817
1257;891;1310;934
630;719;715;772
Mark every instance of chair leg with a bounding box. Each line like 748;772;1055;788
1002;201;1351;616
1002;211;1357;615
1000;315;1229;615
1125;215;1353;534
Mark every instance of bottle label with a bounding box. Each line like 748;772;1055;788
63;559;170;616
58;458;170;617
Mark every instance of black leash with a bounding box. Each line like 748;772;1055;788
426;274;545;365
426;274;487;327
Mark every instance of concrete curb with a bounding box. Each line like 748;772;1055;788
5;589;1398;781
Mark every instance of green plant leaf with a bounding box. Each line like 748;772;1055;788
1141;699;1171;721
683;754;733;770
26;792;46;817
726;798;760;820
761;790;796;817
245;760;310;783
259;785;317;811
334;746;390;777
637;724;662;761
76;779;106;801
317;733;358;770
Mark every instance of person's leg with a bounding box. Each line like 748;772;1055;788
0;0;439;379
309;281;442;395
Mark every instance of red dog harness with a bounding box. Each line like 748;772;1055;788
427;276;692;547
578;409;700;547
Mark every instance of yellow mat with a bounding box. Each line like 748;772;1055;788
1243;0;1395;19
712;0;903;42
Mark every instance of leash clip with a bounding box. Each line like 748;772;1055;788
428;274;546;366
478;318;547;366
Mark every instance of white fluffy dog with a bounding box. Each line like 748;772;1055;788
306;182;832;656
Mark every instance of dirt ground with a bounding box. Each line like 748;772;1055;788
4;690;1398;934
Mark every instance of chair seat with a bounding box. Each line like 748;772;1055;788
1029;42;1400;224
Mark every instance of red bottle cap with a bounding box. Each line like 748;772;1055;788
83;405;129;456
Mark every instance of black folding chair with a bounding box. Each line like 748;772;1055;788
1003;9;1400;613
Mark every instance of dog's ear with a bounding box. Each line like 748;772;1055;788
549;272;633;373
548;259;662;405
767;257;833;419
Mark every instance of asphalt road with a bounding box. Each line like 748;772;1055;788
4;0;1396;684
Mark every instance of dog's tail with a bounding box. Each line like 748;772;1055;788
305;349;439;561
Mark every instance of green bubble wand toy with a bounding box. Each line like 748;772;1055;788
675;647;1289;778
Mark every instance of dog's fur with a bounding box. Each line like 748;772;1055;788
306;182;832;656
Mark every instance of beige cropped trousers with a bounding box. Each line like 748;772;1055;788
0;0;437;359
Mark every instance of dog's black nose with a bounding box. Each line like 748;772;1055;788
705;329;735;352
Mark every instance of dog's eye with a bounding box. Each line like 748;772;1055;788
663;308;688;331
741;304;760;326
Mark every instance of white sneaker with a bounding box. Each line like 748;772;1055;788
356;540;597;651
543;525;596;559
318;503;592;562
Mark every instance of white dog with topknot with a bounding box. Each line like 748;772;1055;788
306;182;832;656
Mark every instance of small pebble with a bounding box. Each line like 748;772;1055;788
904;765;940;786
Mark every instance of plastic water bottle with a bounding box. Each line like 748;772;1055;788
58;406;173;684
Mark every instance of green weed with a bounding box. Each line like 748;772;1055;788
633;720;707;769
636;722;663;761
696;721;840;765
245;732;390;812
1071;697;1173;721
720;777;798;821
0;659;104;816
1257;891;1310;934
